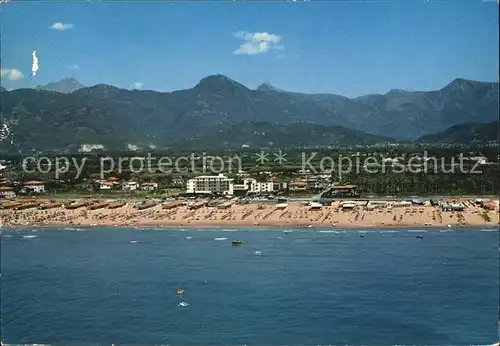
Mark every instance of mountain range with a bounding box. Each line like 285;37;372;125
419;121;499;144
0;75;498;152
36;77;86;94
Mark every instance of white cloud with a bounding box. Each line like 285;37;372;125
233;31;282;55
67;64;80;70
133;82;143;89
234;41;272;55
51;22;74;30
0;68;24;81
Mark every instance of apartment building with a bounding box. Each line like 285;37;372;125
243;178;274;193
186;173;234;195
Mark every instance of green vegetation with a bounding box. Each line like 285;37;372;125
1;76;498;152
418;121;499;144
2;147;499;196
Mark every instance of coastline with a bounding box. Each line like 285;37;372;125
1;200;499;230
2;223;499;231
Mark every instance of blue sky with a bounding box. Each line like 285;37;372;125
1;0;498;97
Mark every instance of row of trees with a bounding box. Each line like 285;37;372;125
2;148;499;195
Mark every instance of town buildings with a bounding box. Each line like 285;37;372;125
102;180;158;191
288;179;307;192
140;182;158;191
186;174;234;195
99;181;120;190
243;178;284;193
232;178;288;196
23;181;45;194
99;177;120;190
122;181;139;191
0;186;15;199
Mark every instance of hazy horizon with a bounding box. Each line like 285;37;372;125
4;75;499;99
1;1;498;97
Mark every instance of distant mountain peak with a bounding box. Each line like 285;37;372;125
198;74;235;83
91;83;119;90
386;88;408;94
195;74;247;90
448;77;472;87
256;83;284;92
445;77;492;90
60;77;79;83
78;84;122;95
450;77;473;84
37;77;85;94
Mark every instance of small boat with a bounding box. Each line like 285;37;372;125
232;240;245;246
416;236;424;239
178;301;189;307
177;288;184;296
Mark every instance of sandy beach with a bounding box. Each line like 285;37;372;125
1;199;498;229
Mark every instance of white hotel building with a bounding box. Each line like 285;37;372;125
233;178;285;194
242;178;274;193
186;174;234;195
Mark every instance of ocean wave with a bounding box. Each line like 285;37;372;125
186;236;193;240
480;228;498;232
219;229;238;232
213;237;228;241
408;229;427;233
380;230;399;233
22;235;37;239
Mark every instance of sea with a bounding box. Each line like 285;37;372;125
0;226;499;345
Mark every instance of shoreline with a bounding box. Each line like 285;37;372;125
2;200;499;230
2;220;499;231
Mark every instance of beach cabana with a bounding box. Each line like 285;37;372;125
163;200;184;210
135;202;157;210
39;201;64;210
189;201;207;210
66;201;89;210
276;203;288;210
0;202;23;210
108;202;126;209
15;202;42;210
450;204;465;212
89;202;110;210
218;201;233;209
309;202;322;210
341;203;356;210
